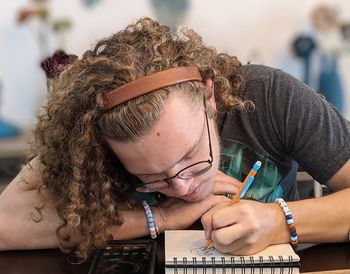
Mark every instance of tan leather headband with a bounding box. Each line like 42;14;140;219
102;66;203;109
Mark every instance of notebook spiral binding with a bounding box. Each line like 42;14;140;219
169;255;299;274
171;255;296;266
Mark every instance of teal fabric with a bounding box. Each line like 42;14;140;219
220;139;285;202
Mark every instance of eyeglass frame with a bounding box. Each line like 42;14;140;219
135;108;213;193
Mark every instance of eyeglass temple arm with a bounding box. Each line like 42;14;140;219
204;100;213;161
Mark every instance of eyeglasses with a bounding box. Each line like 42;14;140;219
135;110;213;193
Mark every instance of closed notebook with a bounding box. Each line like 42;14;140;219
165;230;300;274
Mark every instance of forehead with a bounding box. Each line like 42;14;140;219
106;95;204;174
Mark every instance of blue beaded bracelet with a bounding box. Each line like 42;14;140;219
275;198;298;247
142;200;158;239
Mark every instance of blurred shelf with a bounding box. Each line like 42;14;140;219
0;130;32;158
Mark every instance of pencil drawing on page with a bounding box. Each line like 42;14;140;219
191;245;216;256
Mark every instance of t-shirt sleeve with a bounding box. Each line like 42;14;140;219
266;69;350;184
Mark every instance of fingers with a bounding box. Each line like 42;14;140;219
202;201;266;253
201;200;249;236
213;233;256;254
211;170;242;195
199;195;233;239
216;170;241;185
211;224;247;253
201;201;230;239
211;205;242;229
211;181;241;196
212;225;266;255
209;205;262;254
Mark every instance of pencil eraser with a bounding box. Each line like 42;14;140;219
253;161;262;171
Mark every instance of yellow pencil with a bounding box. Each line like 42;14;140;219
204;161;262;249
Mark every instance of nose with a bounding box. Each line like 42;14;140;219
169;177;194;196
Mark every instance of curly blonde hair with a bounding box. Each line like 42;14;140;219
27;17;246;261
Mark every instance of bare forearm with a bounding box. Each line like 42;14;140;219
0;189;150;249
291;188;350;242
107;206;150;240
0;160;62;250
0;189;61;250
273;188;350;244
108;195;230;240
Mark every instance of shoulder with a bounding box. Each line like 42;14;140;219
241;64;280;81
239;64;309;100
240;64;281;96
241;64;301;86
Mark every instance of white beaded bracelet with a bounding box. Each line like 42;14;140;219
275;198;298;247
142;200;158;239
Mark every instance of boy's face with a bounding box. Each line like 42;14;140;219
106;94;220;201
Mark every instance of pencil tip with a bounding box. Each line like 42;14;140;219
204;240;212;249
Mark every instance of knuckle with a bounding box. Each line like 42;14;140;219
247;220;260;234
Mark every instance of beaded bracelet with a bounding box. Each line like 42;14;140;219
142;200;158;239
275;198;298;247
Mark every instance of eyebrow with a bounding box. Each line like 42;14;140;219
136;126;205;177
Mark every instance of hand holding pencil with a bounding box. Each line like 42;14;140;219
204;161;262;249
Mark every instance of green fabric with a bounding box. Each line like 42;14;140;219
220;139;284;202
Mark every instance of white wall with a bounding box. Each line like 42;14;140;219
1;0;350;128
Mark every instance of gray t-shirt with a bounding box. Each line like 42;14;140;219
217;64;350;202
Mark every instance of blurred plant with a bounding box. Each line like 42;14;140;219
53;18;72;32
17;0;73;55
17;7;48;23
52;18;72;49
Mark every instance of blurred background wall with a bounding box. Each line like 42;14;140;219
1;0;350;132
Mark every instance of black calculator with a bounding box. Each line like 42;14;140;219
88;239;157;274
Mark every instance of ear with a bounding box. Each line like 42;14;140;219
205;79;216;110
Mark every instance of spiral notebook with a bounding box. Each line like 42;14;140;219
165;230;300;274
